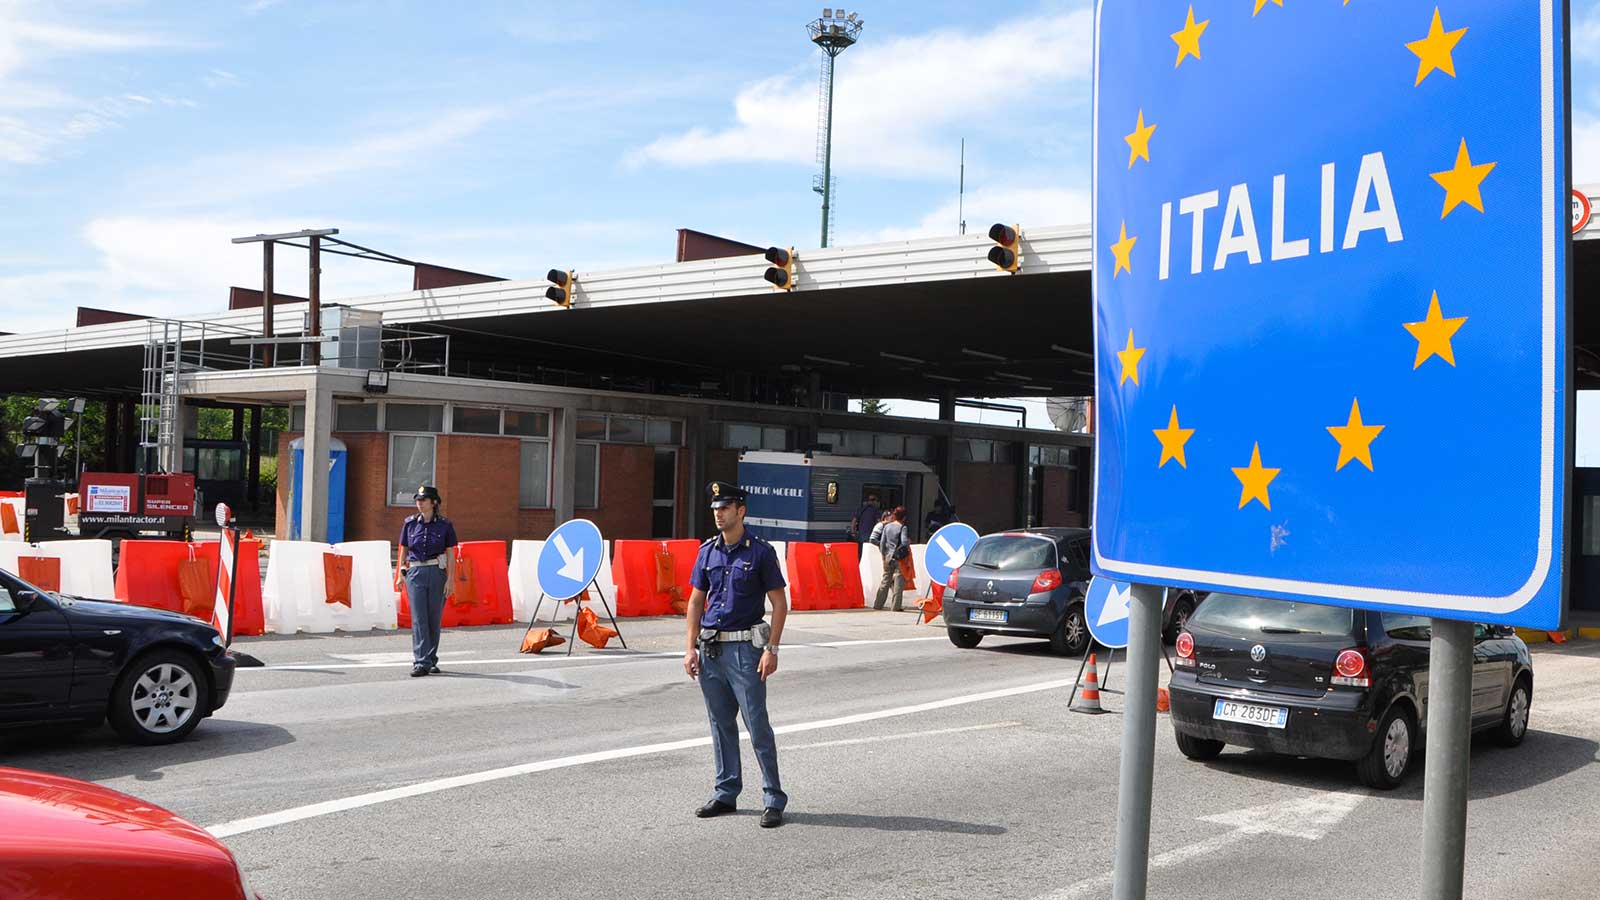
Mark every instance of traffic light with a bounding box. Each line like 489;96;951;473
987;223;1021;273
546;269;576;307
21;399;69;442
763;247;796;291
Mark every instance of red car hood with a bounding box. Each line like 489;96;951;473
0;766;231;862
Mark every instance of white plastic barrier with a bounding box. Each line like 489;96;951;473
592;540;617;606
263;540;398;634
0;498;24;542
910;543;930;595
768;541;789;585
0;539;116;599
859;545;885;605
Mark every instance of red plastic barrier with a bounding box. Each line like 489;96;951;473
611;539;698;617
396;541;512;628
786;542;866;611
114;539;265;636
0;491;22;499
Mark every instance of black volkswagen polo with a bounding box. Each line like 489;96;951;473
1169;593;1533;789
0;565;236;745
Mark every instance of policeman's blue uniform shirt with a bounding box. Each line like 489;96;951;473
399;515;459;563
692;530;786;630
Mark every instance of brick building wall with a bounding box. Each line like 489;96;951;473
1040;468;1085;527
955;463;1020;536
582;444;656;540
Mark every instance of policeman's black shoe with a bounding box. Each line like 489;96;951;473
410;666;428;677
694;800;736;818
430;665;441;674
760;808;784;829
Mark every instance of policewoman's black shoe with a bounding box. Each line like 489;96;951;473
430;666;441;674
694;800;735;818
410;666;428;677
760;808;784;829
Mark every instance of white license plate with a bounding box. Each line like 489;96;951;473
970;608;1007;624
1212;699;1289;729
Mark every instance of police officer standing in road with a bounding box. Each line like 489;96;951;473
398;484;458;678
684;481;789;828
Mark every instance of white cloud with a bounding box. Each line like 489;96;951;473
1577;5;1600;65
840;185;1090;245
1575;116;1600;185
631;9;1093;178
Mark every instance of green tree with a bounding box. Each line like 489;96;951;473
859;398;892;416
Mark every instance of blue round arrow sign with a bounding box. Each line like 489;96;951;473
1084;577;1168;650
925;523;980;588
537;518;605;601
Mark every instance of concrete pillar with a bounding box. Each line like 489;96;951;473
1021;441;1036;527
301;377;333;542
687;412;708;538
937;390;957;422
551;403;579;524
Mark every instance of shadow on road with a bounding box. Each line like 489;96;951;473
0;718;296;783
1188;728;1596;802
780;811;1007;835
438;670;581;690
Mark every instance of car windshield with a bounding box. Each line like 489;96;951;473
964;535;1055;571
1187;593;1356;636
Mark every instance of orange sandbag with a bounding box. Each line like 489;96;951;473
0;504;19;536
563;587;592;606
918;583;945;624
17;556;61;592
577;606;619;649
611;539;698;617
323;553;354;607
520;627;565;653
177;554;213;619
898;554;918;591
785;542;865;611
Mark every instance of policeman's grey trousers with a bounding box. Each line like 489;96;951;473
406;564;447;669
875;557;905;611
699;641;787;812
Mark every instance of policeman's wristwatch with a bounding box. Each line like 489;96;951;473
765;644;779;655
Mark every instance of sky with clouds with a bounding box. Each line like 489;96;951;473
3;0;1600;427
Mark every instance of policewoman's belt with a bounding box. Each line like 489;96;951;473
410;554;448;568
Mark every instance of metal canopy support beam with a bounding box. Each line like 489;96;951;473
301;376;333;542
1111;582;1163;900
262;241;275;366
308;234;322;366
248;405;262;513
1421;618;1474;900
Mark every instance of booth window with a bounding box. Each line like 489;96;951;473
388;434;436;506
873;434;905;458
725;423;761;450
608;416;646;443
289;404;305;431
646;419;683;445
385;403;443;433
905;435;934;461
505;410;551;438
335;402;378;432
452;406;501;435
575;443;599;508
519;440;552;508
576;415;608;441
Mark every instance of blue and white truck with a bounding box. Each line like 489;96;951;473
737;451;942;543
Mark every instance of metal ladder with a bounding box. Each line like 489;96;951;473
139;320;184;474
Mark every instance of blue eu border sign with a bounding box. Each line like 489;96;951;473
1091;2;1569;630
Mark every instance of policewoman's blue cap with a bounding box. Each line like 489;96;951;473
707;481;746;509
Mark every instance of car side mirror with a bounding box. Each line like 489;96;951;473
12;590;40;611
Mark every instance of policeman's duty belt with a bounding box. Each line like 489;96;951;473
709;630;754;642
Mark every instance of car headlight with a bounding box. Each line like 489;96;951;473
211;633;227;650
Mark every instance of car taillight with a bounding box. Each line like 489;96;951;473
1031;569;1063;593
1333;648;1370;687
1174;632;1196;667
946;570;960;591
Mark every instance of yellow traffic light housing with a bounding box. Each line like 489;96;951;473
546;269;575;307
987;223;1021;273
763;247;796;291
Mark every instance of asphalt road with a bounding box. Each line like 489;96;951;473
6;610;1600;900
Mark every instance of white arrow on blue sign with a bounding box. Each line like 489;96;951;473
537;518;605;601
1084;576;1168;651
925;523;980;588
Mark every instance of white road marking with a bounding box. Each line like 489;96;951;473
785;721;1021;751
240;636;948;671
1030;791;1368;900
206;676;1078;839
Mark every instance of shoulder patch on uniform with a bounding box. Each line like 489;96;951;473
700;536;718;547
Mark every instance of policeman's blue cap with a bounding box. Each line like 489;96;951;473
707;480;746;509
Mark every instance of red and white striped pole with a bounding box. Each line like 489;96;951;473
212;502;237;643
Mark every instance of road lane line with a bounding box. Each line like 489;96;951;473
785;721;1021;750
206;676;1077;839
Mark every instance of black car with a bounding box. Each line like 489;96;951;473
0;566;237;745
943;528;1094;655
1169;593;1533;789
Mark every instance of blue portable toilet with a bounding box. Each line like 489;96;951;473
288;437;348;542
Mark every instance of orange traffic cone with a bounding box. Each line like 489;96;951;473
1072;653;1107;715
1157;687;1171;713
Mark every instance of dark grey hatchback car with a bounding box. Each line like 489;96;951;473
1169;593;1533;789
942;528;1093;656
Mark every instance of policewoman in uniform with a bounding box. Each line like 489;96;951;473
398;484;458;678
683;480;789;828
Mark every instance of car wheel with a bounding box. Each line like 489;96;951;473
108;649;211;746
1494;676;1532;747
1174;730;1225;761
1050;602;1090;656
947;627;984;649
1164;594;1197;644
1356;704;1414;790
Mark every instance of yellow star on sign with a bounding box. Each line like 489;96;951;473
1406;8;1468;87
1404;291;1468;369
1110;220;1137;278
1125;109;1157;168
1117;329;1146;386
1233;443;1280;511
1431;139;1496;218
1253;0;1283;16
1171;6;1209;68
1154;406;1195;469
1327;398;1385;472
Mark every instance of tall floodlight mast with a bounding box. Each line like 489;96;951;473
808;8;863;248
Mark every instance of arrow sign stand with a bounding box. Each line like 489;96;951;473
522;577;628;657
